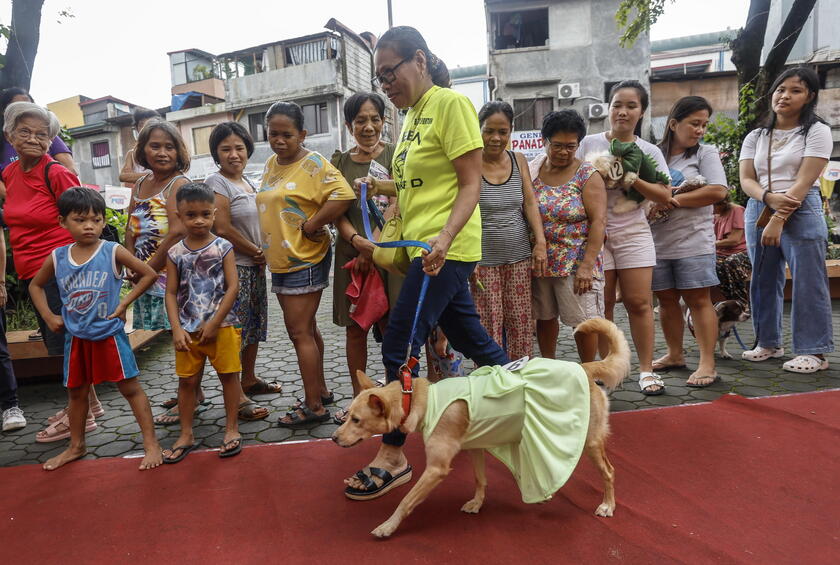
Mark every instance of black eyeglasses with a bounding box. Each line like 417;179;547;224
371;56;413;88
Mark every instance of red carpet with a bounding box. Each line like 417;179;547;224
2;391;838;564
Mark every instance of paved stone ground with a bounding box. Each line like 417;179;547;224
2;281;838;468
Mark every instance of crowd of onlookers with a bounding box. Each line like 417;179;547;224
0;27;833;487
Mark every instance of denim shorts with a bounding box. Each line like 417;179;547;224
652;253;719;291
271;248;332;295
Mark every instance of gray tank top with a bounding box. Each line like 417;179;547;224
478;151;532;266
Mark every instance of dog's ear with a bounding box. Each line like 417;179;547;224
356;370;377;390
367;392;390;419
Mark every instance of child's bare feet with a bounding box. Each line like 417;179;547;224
139;442;164;470
43;446;87;471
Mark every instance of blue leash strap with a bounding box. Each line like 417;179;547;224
360;182;432;364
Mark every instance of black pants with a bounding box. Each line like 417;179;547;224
24;278;65;356
0;308;19;410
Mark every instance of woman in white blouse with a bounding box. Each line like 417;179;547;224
739;67;833;373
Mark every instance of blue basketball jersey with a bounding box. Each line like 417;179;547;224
53;240;124;340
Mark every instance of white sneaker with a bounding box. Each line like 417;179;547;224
2;406;27;431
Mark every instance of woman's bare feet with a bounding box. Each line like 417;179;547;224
43;446;87;471
344;444;409;490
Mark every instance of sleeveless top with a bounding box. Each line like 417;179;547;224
478;151;532;266
532;161;603;279
53;241;124;341
420;358;590;503
127;174;187;297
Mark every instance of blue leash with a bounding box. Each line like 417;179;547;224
359;182;432;365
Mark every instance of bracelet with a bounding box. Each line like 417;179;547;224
440;228;454;240
772;213;788;223
761;190;770;204
349;233;360;245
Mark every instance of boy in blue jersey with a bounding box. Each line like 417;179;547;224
30;188;162;471
163;183;242;463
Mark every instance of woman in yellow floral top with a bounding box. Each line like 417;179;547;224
257;101;355;426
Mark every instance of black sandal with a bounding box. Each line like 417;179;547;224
242;378;283;396
345;466;413;500
291;393;335;410
277;405;331;428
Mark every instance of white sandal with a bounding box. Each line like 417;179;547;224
742;346;784;362
782;355;829;374
638;372;665;396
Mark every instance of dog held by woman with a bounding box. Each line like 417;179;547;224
332;318;631;538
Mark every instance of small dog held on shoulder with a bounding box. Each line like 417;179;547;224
332;318;631;538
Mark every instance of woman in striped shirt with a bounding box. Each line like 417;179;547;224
471;101;546;361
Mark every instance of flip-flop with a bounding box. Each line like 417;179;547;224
686;375;722;388
160;397;211;409
219;437;243;458
154;402;210;426
163;442;199;464
242;378;283;396
277;406;331;428
332;408;348;426
345;465;413;501
651;360;687;372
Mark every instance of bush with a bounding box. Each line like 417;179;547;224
704;84;756;206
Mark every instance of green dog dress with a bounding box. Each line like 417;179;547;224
419;357;590;503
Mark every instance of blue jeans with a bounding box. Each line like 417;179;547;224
744;188;833;355
0;308;19;411
381;258;509;446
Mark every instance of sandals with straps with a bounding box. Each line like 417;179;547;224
638;372;665;396
345;465;414;500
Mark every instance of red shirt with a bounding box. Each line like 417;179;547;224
2;155;78;279
714;204;747;257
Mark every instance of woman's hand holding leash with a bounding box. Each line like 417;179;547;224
423;229;453;276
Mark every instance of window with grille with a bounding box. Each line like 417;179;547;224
513;98;554;131
248;113;267;142
91;140;110;169
302;102;329;134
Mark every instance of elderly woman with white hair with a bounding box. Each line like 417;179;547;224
1;102;105;440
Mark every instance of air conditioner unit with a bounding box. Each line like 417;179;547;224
588;103;609;119
557;82;580;100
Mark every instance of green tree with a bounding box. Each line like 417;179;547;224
0;0;46;91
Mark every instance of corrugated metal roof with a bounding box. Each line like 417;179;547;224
652;30;739;54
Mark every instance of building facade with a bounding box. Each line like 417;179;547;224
165;19;393;182
485;0;651;139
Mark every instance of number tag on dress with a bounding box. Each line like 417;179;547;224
501;356;529;372
607;160;624;181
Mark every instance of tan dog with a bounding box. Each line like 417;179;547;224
332;318;631;538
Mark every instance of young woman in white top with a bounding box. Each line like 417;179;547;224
739;67;834;373
650;96;728;387
577;80;674;395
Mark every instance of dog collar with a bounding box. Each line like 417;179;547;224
399;357;419;425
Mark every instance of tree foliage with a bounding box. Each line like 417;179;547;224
0;0;46;91
615;0;672;48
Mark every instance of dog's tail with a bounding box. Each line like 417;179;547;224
574;318;631;391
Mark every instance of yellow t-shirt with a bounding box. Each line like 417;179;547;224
257;151;355;273
393;86;483;261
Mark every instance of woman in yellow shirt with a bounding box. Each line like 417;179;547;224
343;26;509;500
257;102;355;426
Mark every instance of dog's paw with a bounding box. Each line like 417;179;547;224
460;499;483;514
719;350;733;360
595;503;615;517
371;521;398;538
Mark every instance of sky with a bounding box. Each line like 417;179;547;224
1;0;751;110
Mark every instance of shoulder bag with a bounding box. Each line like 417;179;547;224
755;130;775;228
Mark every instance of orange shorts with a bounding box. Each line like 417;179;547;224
175;326;242;377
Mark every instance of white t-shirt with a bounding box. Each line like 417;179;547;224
577;132;670;232
738;122;832;193
650;144;728;260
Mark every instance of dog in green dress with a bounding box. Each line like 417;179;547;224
587;138;671;214
332;318;631;538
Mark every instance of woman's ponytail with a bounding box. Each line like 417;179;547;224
428;53;451;88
